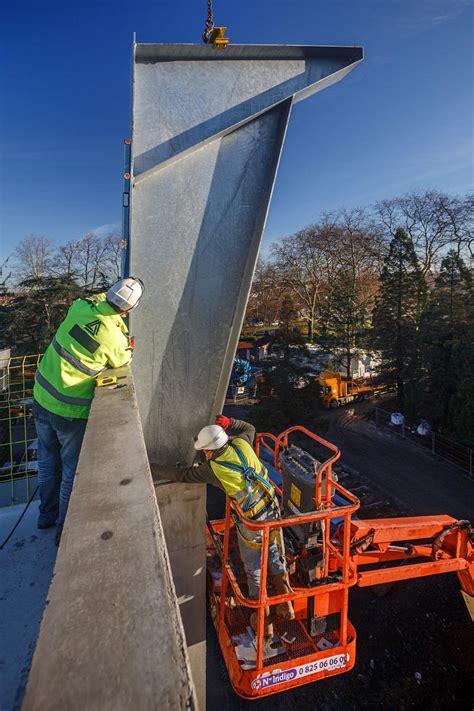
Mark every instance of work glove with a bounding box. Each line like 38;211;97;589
215;415;232;430
129;336;136;350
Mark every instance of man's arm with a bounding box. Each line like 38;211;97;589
103;327;133;369
228;418;256;445
150;460;224;490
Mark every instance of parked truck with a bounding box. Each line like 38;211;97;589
319;370;385;408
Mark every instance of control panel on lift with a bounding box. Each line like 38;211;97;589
280;444;337;584
280;444;335;518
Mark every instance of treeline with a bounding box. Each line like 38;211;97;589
0;231;122;354
247;190;473;440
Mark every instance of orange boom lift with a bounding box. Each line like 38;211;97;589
205;426;474;699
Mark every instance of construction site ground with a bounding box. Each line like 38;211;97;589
207;397;474;710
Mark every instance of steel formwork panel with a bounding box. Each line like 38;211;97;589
129;43;363;464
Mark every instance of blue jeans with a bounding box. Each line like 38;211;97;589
237;521;287;598
33;401;88;529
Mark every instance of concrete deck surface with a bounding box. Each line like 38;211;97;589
0;503;56;711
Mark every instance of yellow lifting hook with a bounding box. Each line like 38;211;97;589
208;26;229;49
202;0;229;49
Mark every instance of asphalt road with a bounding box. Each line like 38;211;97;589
324;398;473;521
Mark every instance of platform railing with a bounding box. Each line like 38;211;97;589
214;426;360;674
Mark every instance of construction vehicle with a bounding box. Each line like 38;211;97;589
227;357;262;402
206;425;474;699
319;370;386;409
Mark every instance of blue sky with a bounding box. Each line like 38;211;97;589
1;0;473;262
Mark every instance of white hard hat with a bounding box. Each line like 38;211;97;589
194;424;229;451
106;277;144;312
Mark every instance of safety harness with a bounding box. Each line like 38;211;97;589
215;442;281;545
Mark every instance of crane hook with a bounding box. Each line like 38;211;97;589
202;0;229;49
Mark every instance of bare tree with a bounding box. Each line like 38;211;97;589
57;240;81;277
270;227;330;340
102;232;123;283
13;234;54;283
0;257;12;294
318;210;384;375
56;232;122;287
375;190;473;275
246;259;287;324
439;192;474;259
270;208;383;343
73;233;108;288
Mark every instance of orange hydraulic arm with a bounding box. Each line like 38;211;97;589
258;426;474;610
344;516;474;598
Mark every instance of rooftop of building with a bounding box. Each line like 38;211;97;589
0;501;56;710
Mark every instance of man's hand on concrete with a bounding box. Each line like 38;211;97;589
149;463;177;483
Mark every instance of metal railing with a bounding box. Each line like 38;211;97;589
0;353;42;505
375;407;473;479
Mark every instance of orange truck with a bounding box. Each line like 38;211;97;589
319;370;385;409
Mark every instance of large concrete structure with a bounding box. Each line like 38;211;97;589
128;42;363;707
23;367;196;711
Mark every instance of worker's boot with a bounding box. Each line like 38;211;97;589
272;572;295;621
250;607;273;641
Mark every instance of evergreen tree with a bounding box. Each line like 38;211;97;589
0;274;85;354
450;321;474;443
421;250;473;437
372;228;427;416
318;273;369;377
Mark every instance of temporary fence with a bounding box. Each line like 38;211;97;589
0;354;42;505
375;407;473;479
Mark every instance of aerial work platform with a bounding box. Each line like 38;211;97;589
206;426;474;699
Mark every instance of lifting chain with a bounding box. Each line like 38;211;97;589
202;0;214;43
202;0;229;48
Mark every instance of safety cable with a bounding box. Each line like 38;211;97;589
0;485;39;550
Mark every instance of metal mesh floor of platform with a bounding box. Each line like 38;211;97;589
206;527;344;669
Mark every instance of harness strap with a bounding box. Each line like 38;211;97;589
215;460;242;474
229;443;276;496
216;442;279;518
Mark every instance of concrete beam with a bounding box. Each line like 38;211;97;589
22;367;197;711
152;481;207;707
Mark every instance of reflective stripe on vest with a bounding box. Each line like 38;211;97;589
68;324;100;354
213;442;278;522
35;371;92;406
34;294;130;419
51;338;103;377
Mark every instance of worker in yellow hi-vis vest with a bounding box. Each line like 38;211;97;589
152;415;295;641
33;277;144;545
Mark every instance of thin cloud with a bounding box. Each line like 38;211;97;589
395;0;472;34
89;223;120;238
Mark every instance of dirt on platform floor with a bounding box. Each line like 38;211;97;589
206;401;474;710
